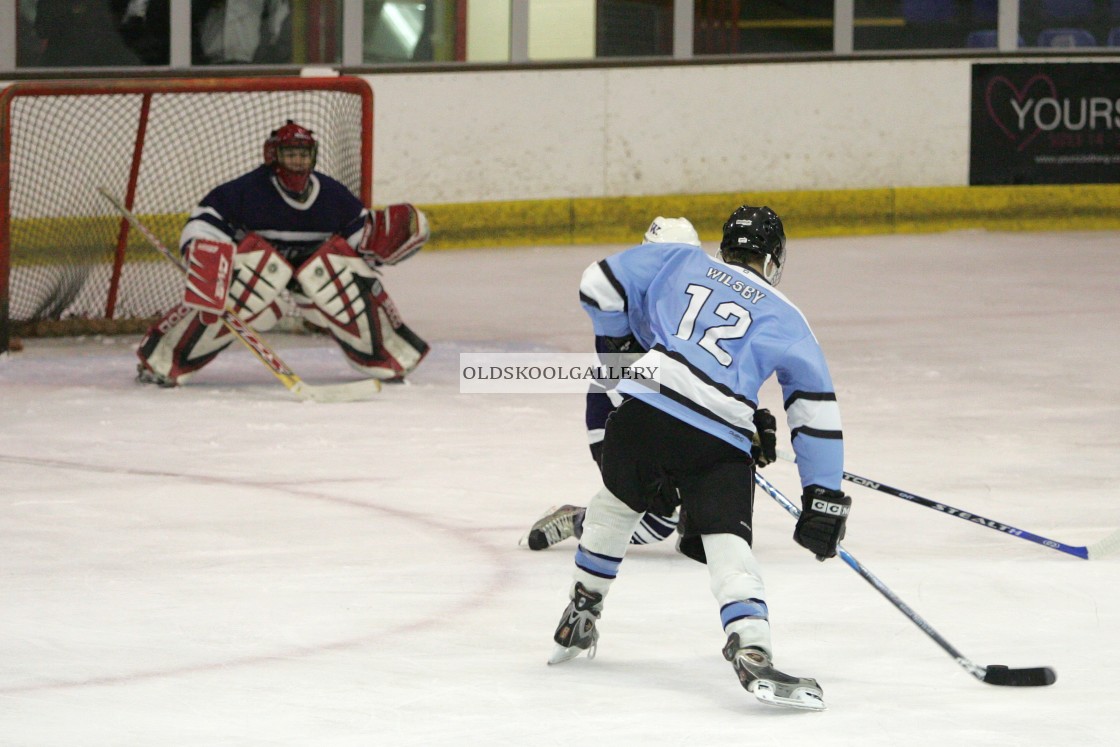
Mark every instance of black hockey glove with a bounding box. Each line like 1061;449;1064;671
793;486;851;561
750;408;777;468
596;333;646;373
599;333;643;356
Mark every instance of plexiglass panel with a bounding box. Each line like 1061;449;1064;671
854;1;1016;51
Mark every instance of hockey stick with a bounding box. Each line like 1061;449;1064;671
776;449;1120;560
98;188;380;403
754;472;1056;687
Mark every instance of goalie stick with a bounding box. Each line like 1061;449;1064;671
777;449;1120;560
98;188;380;403
754;472;1056;687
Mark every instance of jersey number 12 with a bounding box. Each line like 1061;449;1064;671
674;283;752;367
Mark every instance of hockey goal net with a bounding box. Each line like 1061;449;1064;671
0;76;372;354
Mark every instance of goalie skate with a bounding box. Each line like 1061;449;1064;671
722;634;825;711
136;362;178;388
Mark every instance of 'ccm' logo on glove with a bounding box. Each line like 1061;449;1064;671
795;486;851;561
810;498;851;516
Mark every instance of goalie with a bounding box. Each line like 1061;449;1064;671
136;120;430;387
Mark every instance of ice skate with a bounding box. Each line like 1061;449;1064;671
548;581;602;664
135;362;177;388
521;505;585;550
722;633;825;711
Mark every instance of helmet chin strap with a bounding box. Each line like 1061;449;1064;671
762;255;782;286
717;249;782;286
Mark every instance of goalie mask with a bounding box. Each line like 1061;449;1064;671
719;205;786;285
264;120;318;197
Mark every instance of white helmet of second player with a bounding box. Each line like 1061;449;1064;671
644;216;701;247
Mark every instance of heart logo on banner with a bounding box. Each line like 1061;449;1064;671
984;74;1059;152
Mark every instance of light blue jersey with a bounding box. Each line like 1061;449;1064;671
579;243;842;490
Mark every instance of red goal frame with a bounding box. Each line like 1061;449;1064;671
0;76;373;354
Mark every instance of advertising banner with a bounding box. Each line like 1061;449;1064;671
970;63;1120;185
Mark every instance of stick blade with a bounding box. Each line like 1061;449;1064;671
293;379;382;403
982;665;1057;687
1087;528;1120;560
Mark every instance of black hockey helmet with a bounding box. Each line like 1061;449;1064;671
719;205;786;285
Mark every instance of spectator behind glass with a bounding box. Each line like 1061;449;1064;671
34;0;142;66
118;0;170;65
192;0;293;64
17;1;42;67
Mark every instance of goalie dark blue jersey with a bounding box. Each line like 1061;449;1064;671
579;243;843;490
179;165;370;266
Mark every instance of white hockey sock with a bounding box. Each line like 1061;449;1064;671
702;533;771;656
571;485;642;598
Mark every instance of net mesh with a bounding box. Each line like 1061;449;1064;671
2;78;371;341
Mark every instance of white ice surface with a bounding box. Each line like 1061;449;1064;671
2;231;1119;746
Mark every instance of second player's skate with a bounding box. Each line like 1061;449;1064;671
522;504;585;550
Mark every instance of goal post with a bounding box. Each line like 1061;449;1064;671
0;76;373;354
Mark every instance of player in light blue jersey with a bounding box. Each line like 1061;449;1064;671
547;205;850;711
523;217;778;551
136;121;430;387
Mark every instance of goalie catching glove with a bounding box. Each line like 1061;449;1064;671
793;485;851;561
359;203;429;266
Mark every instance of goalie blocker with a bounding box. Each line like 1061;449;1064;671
137;232;428;386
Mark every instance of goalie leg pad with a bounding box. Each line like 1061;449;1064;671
183;238;234;323
291;290;329;333
295;238;429;380
137;235;291;385
136;303;236;384
228;234;294;332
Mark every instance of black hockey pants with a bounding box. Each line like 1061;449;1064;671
599;397;756;563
